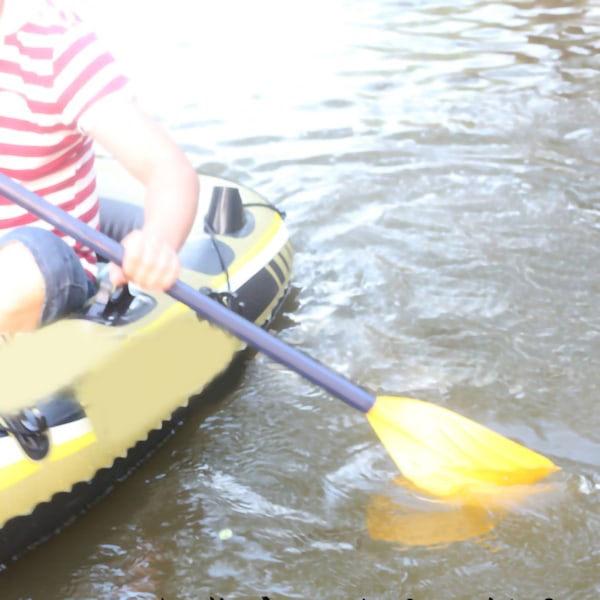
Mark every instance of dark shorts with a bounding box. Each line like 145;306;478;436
0;226;96;326
0;198;143;326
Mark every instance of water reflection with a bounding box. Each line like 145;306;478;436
367;493;496;548
365;475;559;549
2;0;598;598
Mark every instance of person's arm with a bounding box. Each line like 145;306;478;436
87;99;199;291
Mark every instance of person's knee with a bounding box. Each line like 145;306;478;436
0;241;46;332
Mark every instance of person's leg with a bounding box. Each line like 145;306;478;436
0;240;46;332
0;227;96;333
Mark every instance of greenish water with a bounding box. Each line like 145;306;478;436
1;0;599;598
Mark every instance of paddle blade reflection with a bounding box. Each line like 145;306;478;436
366;475;555;548
367;396;559;498
366;490;495;547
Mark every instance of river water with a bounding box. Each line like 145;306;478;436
2;0;599;598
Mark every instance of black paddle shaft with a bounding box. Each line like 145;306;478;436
0;174;376;414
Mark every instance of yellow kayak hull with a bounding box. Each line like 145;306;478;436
0;161;293;566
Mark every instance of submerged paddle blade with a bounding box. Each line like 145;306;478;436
367;396;559;498
366;493;496;547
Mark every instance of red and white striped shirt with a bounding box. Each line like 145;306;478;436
0;0;130;276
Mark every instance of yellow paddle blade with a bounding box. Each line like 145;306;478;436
366;396;559;498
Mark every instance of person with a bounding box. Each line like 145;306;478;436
0;0;199;334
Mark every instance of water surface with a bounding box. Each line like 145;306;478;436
2;0;599;598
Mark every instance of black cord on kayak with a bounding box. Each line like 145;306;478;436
242;202;286;220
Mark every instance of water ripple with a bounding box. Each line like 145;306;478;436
3;1;597;599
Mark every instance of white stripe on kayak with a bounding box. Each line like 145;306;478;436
0;417;94;467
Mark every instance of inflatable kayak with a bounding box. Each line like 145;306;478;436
0;160;293;567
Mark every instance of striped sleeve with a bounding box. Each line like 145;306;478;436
52;15;131;132
0;0;133;278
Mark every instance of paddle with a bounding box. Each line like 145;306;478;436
0;173;559;498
